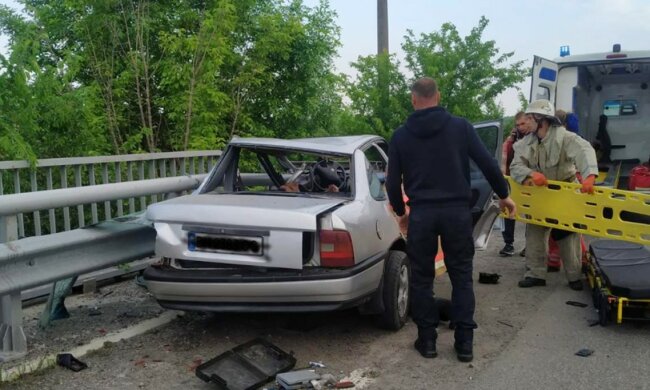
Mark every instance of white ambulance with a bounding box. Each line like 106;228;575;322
531;44;650;189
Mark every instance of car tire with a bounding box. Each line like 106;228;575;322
379;250;410;330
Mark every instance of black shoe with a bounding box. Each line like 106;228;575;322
414;337;437;358
547;265;561;272
499;244;515;257
519;248;526;257
568;280;584;291
518;277;546;288
454;341;473;363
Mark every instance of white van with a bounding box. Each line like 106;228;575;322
530;44;650;188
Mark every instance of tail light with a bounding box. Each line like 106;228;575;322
319;230;354;267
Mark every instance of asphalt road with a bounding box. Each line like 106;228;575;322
3;223;649;389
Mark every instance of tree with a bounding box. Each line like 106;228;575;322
158;1;236;150
0;4;108;160
402;16;527;122
221;0;343;140
0;0;343;158
344;52;410;139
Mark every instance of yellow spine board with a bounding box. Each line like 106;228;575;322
503;176;650;245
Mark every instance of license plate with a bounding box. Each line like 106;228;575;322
188;232;263;256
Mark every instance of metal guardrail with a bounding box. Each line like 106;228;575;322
0;151;220;238
0;220;156;362
0;220;155;297
0;151;219;362
0;173;207;361
0;175;207;217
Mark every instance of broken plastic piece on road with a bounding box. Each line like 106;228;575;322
309;361;326;368
566;301;588;308
276;369;320;389
575;348;594;357
56;353;88;372
478;272;501;284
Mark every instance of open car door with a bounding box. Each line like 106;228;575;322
470;120;504;250
530;55;558;104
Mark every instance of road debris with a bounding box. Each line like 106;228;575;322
277;369;321;389
566;301;588;308
56;353;88;372
575;348;594;357
196;338;295;389
478;272;501;284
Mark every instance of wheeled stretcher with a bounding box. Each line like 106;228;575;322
586;240;650;325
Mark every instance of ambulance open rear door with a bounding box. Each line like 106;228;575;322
530;56;558;104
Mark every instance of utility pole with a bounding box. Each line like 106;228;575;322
377;0;389;131
377;0;388;54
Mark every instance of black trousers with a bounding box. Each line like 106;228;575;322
406;205;477;342
502;217;516;245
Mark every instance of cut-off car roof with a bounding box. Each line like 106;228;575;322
229;135;384;155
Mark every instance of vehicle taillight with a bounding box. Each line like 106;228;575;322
319;230;354;267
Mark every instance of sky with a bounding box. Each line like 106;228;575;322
2;0;650;115
302;0;650;114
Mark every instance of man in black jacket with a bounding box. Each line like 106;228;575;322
387;77;516;362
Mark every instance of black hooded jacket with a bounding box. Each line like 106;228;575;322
387;106;509;216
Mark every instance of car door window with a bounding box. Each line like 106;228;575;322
476;124;499;156
469;121;503;223
364;144;388;200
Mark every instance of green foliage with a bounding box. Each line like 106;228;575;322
158;1;236;150
0;5;527;160
0;53;36;162
0;0;343;158
223;0;343;140
344;52;410;138
517;91;529;111
402;16;528;122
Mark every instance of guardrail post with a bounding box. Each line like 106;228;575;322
0;215;17;243
0;215;27;361
0;293;26;361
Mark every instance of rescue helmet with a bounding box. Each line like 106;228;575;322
525;99;562;126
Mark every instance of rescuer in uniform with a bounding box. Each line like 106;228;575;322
510;99;598;290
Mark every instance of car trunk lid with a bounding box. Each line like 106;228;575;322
147;194;346;270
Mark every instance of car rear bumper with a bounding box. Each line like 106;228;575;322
143;253;385;312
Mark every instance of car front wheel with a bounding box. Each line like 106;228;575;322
379;250;410;330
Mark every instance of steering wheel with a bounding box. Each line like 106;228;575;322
284;163;307;185
310;160;348;191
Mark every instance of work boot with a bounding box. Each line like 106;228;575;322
454;341;473;363
499;244;515;257
568;280;584;291
518;277;546;288
454;328;473;362
414;327;437;358
414;337;437;358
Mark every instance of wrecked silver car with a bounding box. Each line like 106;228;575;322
144;129;502;330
